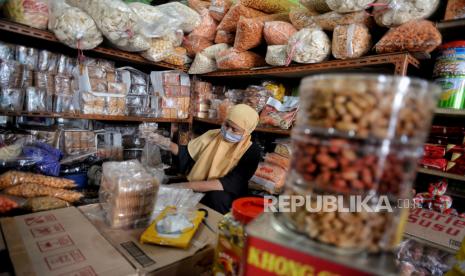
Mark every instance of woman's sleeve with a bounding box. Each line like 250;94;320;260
177;145;195;175
219;144;261;197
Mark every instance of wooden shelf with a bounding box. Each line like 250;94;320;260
435;108;465;117
0;111;190;123
202;52;420;78
437;19;465;30
194;117;291;135
417;167;465;182
0;19;185;71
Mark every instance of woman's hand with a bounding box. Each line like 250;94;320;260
147;133;178;155
166;180;223;193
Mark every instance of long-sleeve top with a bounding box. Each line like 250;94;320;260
177;144;261;214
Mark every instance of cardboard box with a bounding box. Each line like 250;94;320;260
404;208;465;253
78;203;222;275
0;207;135;276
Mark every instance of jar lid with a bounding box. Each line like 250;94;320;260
232;197;265;225
439;41;465;50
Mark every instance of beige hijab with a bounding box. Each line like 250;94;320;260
187;104;259;181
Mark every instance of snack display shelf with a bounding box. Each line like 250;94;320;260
194;117;291;135
0;19;185;71
437;18;465;30
0;111;191;123
417;167;465;182
202;52;420;78
435;108;465;117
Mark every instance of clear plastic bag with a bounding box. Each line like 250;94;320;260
4;0;49;29
48;0;103;50
0;42;15;60
189;53;217;74
24;87;52;112
190;9;218;41
128;2;179;38
141;37;175;62
264;21;297;45
217;4;267;32
188;0;211;13
266;45;288;66
299;0;330;13
259;96;299;129
163;47;192;66
67;0;150;52
287;27;331;64
202;43;230;59
155;2;202;34
240;0;297;13
374;0;440;27
326;0;375;13
4;183;83;202
16;46;39;71
243;85;273;113
183;34;214;57
23;196;70;212
375;20;442;54
0;59;22;88
210;0;233;21
0;88;23;112
332;23;371;60
216;48;266;69
445;0;465;20
289;7;319;30
234;17;264;52
264;152;290;169
215;30;236;44
100;160;159;228
0;170;76;189
0;195;19;213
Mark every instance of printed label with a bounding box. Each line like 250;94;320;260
31;223;65;238
45;249;86;271
37;235;74;253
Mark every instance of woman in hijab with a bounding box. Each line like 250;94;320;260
149;104;261;214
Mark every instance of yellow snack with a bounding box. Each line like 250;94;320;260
264;81;285;102
140;206;205;249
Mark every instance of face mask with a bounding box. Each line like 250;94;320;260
221;125;243;143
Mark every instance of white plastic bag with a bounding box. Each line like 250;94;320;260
155;2;201;34
287;28;331;64
373;0;440;27
326;0;375;13
67;0;150;52
129;2;180;38
48;0;103;50
266;45;288;66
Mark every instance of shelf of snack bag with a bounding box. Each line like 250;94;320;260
0;111;190;123
0;19;185;71
436;108;465;117
418;168;465;182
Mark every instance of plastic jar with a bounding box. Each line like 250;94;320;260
281;74;439;253
434;41;465;109
212;197;264;276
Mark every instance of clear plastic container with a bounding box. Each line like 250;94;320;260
281;74;440;253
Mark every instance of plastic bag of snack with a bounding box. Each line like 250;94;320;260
48;0;102;50
189;53;217;74
332;24;371;60
4;183;83;202
287;28;331;64
289;7;319;30
0;195;19;213
264;152;290;169
263;81;286;102
259;96;299;129
210;0;234;21
240;0;297;13
215;30;236;44
265;45;288;66
375;20;442;54
299;0;330;13
142;37;175;62
234;17;265;52
264;21;297;45
313;11;373;31
445;0;465;20
156;2;202;34
183;34;214;57
4;0;49;29
326;0;375;13
216;48;266;69
217;4;267;32
163;47;192;66
202;43;230;58
249;176;285;194
24;196;69;212
129;2;180;38
253;162;287;187
243;85;273;113
374;0;440;27
188;0;211;13
190;9;218;41
67;0;150;52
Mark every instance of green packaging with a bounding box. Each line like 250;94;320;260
436;77;465;109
